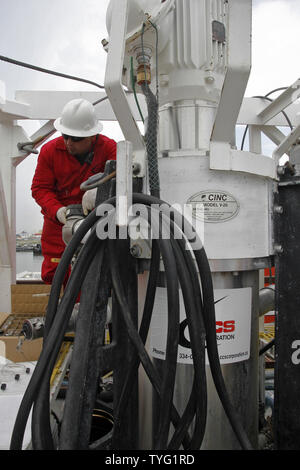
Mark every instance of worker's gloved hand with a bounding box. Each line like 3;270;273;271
56;206;67;224
82;188;97;216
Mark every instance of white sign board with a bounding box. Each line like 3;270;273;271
150;287;252;365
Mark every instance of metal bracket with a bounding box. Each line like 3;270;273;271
116;141;133;228
17;141;39;154
104;0;145;155
104;0;146;179
257;79;300;124
273;123;300;165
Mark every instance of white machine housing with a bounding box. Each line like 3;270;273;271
103;0;300;450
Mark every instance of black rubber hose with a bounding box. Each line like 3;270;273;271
139;208;204;449
31;221;110;450
59;242;109;449
31;225;104;449
111;240;191;450
112;241;161;418
30;217;107;450
132;193;253;450
10;192;253;451
107;235;193;449
107;206;205;450
111;218;202;449
10;223;105;450
144;198;252;450
108;226;180;450
168;237;207;449
43;208;112;333
0;54;105;91
147;207;207;449
148;213;180;450
194;248;253;450
54;194;248;448
108;238;162;389
259;338;275;356
11;205;113;450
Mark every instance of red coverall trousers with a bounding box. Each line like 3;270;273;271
31;134;116;285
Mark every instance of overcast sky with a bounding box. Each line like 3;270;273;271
0;0;300;232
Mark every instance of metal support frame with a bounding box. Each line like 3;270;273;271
0;122;29;312
111;239;139;450
209;2;300;178
211;0;252;146
0;172;13;312
260;125;288;150
274;168;300;449
210;0;252;172
116;141;133;228
273;123;300;164
104;0;146;178
0;86;297;316
0;172;12;267
208;0;279;179
0;81;146;314
257;79;300;124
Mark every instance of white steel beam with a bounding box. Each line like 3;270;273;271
257;79;300;124
0;170;13;313
273;123;300;164
237;97;298;127
211;0;252;144
1;88;298;129
0;122;29;312
248;125;262;154
210;141;277;179
260;126;288;149
116;141;133;227
0;99;31;122
104;0;145;152
15;90;146;122
0;172;12;267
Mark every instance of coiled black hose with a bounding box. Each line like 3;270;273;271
10;193;253;451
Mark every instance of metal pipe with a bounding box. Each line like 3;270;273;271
22;305;79;341
259;285;275;317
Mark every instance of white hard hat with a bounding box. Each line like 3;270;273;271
54;98;103;137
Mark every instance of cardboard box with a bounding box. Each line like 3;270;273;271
11;284;51;315
0;284;51;363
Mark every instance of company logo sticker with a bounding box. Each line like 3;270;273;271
151;287;252;365
187;190;240;223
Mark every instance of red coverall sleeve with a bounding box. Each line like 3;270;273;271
31;146;63;221
106;139;117;160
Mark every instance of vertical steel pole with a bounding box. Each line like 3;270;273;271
274;151;300;449
111;238;139;449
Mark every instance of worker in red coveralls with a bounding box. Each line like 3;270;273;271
31;98;117;286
